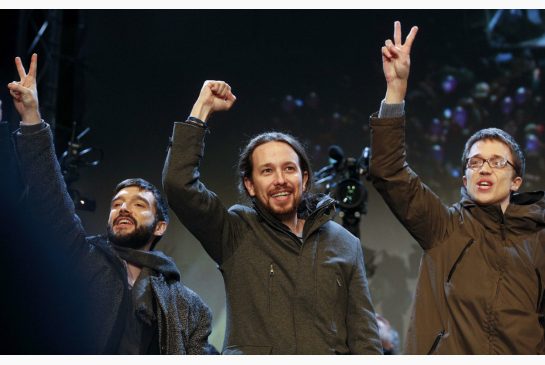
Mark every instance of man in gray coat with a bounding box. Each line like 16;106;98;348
162;81;381;354
8;54;217;354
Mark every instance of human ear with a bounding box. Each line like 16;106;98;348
511;176;523;192
153;221;167;236
243;177;256;196
302;171;309;191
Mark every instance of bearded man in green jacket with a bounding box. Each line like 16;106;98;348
162;81;381;354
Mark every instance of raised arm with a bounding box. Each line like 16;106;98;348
370;22;452;250
9;54;87;252
162;81;238;264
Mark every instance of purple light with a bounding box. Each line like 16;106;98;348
430;118;442;137
525;133;540;153
515;87;528;105
453;106;468;128
441;75;457;94
431;144;444;162
501;96;514;115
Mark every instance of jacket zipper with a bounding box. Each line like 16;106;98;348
447;239;475;283
427;330;445;355
269;263;275;313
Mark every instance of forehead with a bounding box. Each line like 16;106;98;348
468;139;513;159
251;141;300;166
112;186;156;205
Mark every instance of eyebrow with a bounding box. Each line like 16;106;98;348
257;161;298;168
468;153;505;159
111;195;150;206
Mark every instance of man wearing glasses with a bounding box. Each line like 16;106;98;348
369;21;545;354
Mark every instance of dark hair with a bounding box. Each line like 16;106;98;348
114;178;169;249
237;131;313;196
461;128;525;178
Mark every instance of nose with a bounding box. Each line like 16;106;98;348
119;202;130;213
478;161;493;174
273;170;286;185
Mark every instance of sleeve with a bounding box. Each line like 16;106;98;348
15;122;88;256
378;99;405;118
346;240;383;354
368;114;452;249
162;122;239;265
186;299;218;355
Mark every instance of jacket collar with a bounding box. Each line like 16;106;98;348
113;246;181;326
252;193;336;239
460;187;545;232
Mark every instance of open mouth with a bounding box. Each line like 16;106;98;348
270;190;292;201
476;180;493;191
114;217;136;227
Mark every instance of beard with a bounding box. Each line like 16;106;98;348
266;193;303;223
107;220;156;250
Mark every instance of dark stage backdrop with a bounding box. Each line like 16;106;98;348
3;10;544;351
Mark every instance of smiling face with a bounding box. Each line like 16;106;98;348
463;139;523;212
243;141;309;222
107;186;166;249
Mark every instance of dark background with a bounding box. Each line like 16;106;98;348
1;10;544;351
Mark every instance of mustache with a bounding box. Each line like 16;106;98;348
269;186;294;195
113;214;136;226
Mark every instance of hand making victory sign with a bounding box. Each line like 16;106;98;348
7;53;41;124
382;21;419;104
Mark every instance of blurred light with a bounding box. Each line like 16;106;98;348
431;144;444;162
306;92;320;108
494;52;513;63
453;106;468;128
294;98;304;107
525;133;540;153
441;75;458;94
473;82;490;99
443;108;452;119
430;118;442;137
515;86;529;104
282;95;296;113
449;167;461;178
501;96;514;114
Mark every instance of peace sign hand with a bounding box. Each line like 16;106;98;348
7;53;41;124
382;21;418;103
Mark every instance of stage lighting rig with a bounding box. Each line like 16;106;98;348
60;121;102;212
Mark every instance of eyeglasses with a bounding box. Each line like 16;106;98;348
466;156;515;170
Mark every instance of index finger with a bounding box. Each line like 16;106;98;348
14;57;27;80
28;53;38;79
404;26;419;51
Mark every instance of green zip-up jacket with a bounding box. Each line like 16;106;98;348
162;122;381;354
369;114;545;354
